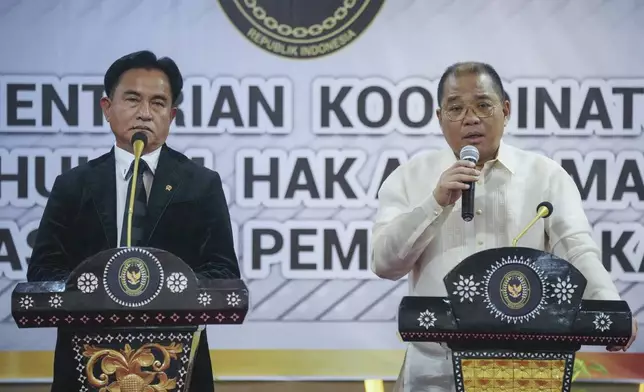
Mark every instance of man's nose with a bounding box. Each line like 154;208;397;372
137;103;152;119
462;107;481;125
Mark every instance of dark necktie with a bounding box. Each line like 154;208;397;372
120;159;150;247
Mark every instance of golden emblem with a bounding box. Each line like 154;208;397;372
127;269;141;285
118;257;149;297
83;342;183;392
507;283;522;299
500;270;530;310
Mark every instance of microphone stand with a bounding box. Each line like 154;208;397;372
125;136;146;248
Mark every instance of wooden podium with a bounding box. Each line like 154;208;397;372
397;247;632;392
11;246;249;392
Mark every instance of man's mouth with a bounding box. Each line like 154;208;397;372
463;132;484;140
131;126;152;133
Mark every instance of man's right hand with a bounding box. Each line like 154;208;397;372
433;160;480;207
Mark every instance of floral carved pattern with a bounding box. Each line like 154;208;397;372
82;342;183;392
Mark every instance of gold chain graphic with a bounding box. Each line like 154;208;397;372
242;0;357;38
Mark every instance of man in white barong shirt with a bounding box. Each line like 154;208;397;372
371;62;637;392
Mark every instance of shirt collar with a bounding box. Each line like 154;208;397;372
114;143;162;180
446;140;516;175
489;141;516;174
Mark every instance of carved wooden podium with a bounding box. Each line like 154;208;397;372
398;247;632;392
11;247;249;392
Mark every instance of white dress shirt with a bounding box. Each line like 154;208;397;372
371;141;620;392
114;144;161;245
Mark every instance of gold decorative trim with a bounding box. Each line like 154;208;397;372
0;350;404;378
82;343;183;392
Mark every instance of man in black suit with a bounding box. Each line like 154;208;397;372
26;50;239;392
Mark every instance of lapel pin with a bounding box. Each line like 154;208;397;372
165;185;172;191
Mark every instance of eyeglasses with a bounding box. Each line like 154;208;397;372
441;102;497;122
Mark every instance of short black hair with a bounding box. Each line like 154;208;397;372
436;62;505;106
103;50;183;105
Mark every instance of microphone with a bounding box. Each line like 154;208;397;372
511;201;554;247
460;145;479;222
125;131;148;247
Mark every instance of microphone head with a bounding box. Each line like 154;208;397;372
460;145;479;164
537;201;553;218
130;131;148;147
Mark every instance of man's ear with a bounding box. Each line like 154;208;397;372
100;96;112;122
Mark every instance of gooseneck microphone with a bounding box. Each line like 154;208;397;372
460;145;479;222
511;201;554;246
125;131;148;247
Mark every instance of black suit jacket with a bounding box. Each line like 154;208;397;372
27;144;240;392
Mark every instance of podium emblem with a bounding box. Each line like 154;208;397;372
483;256;547;324
500;270;530;310
104;248;165;307
118;257;150;297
